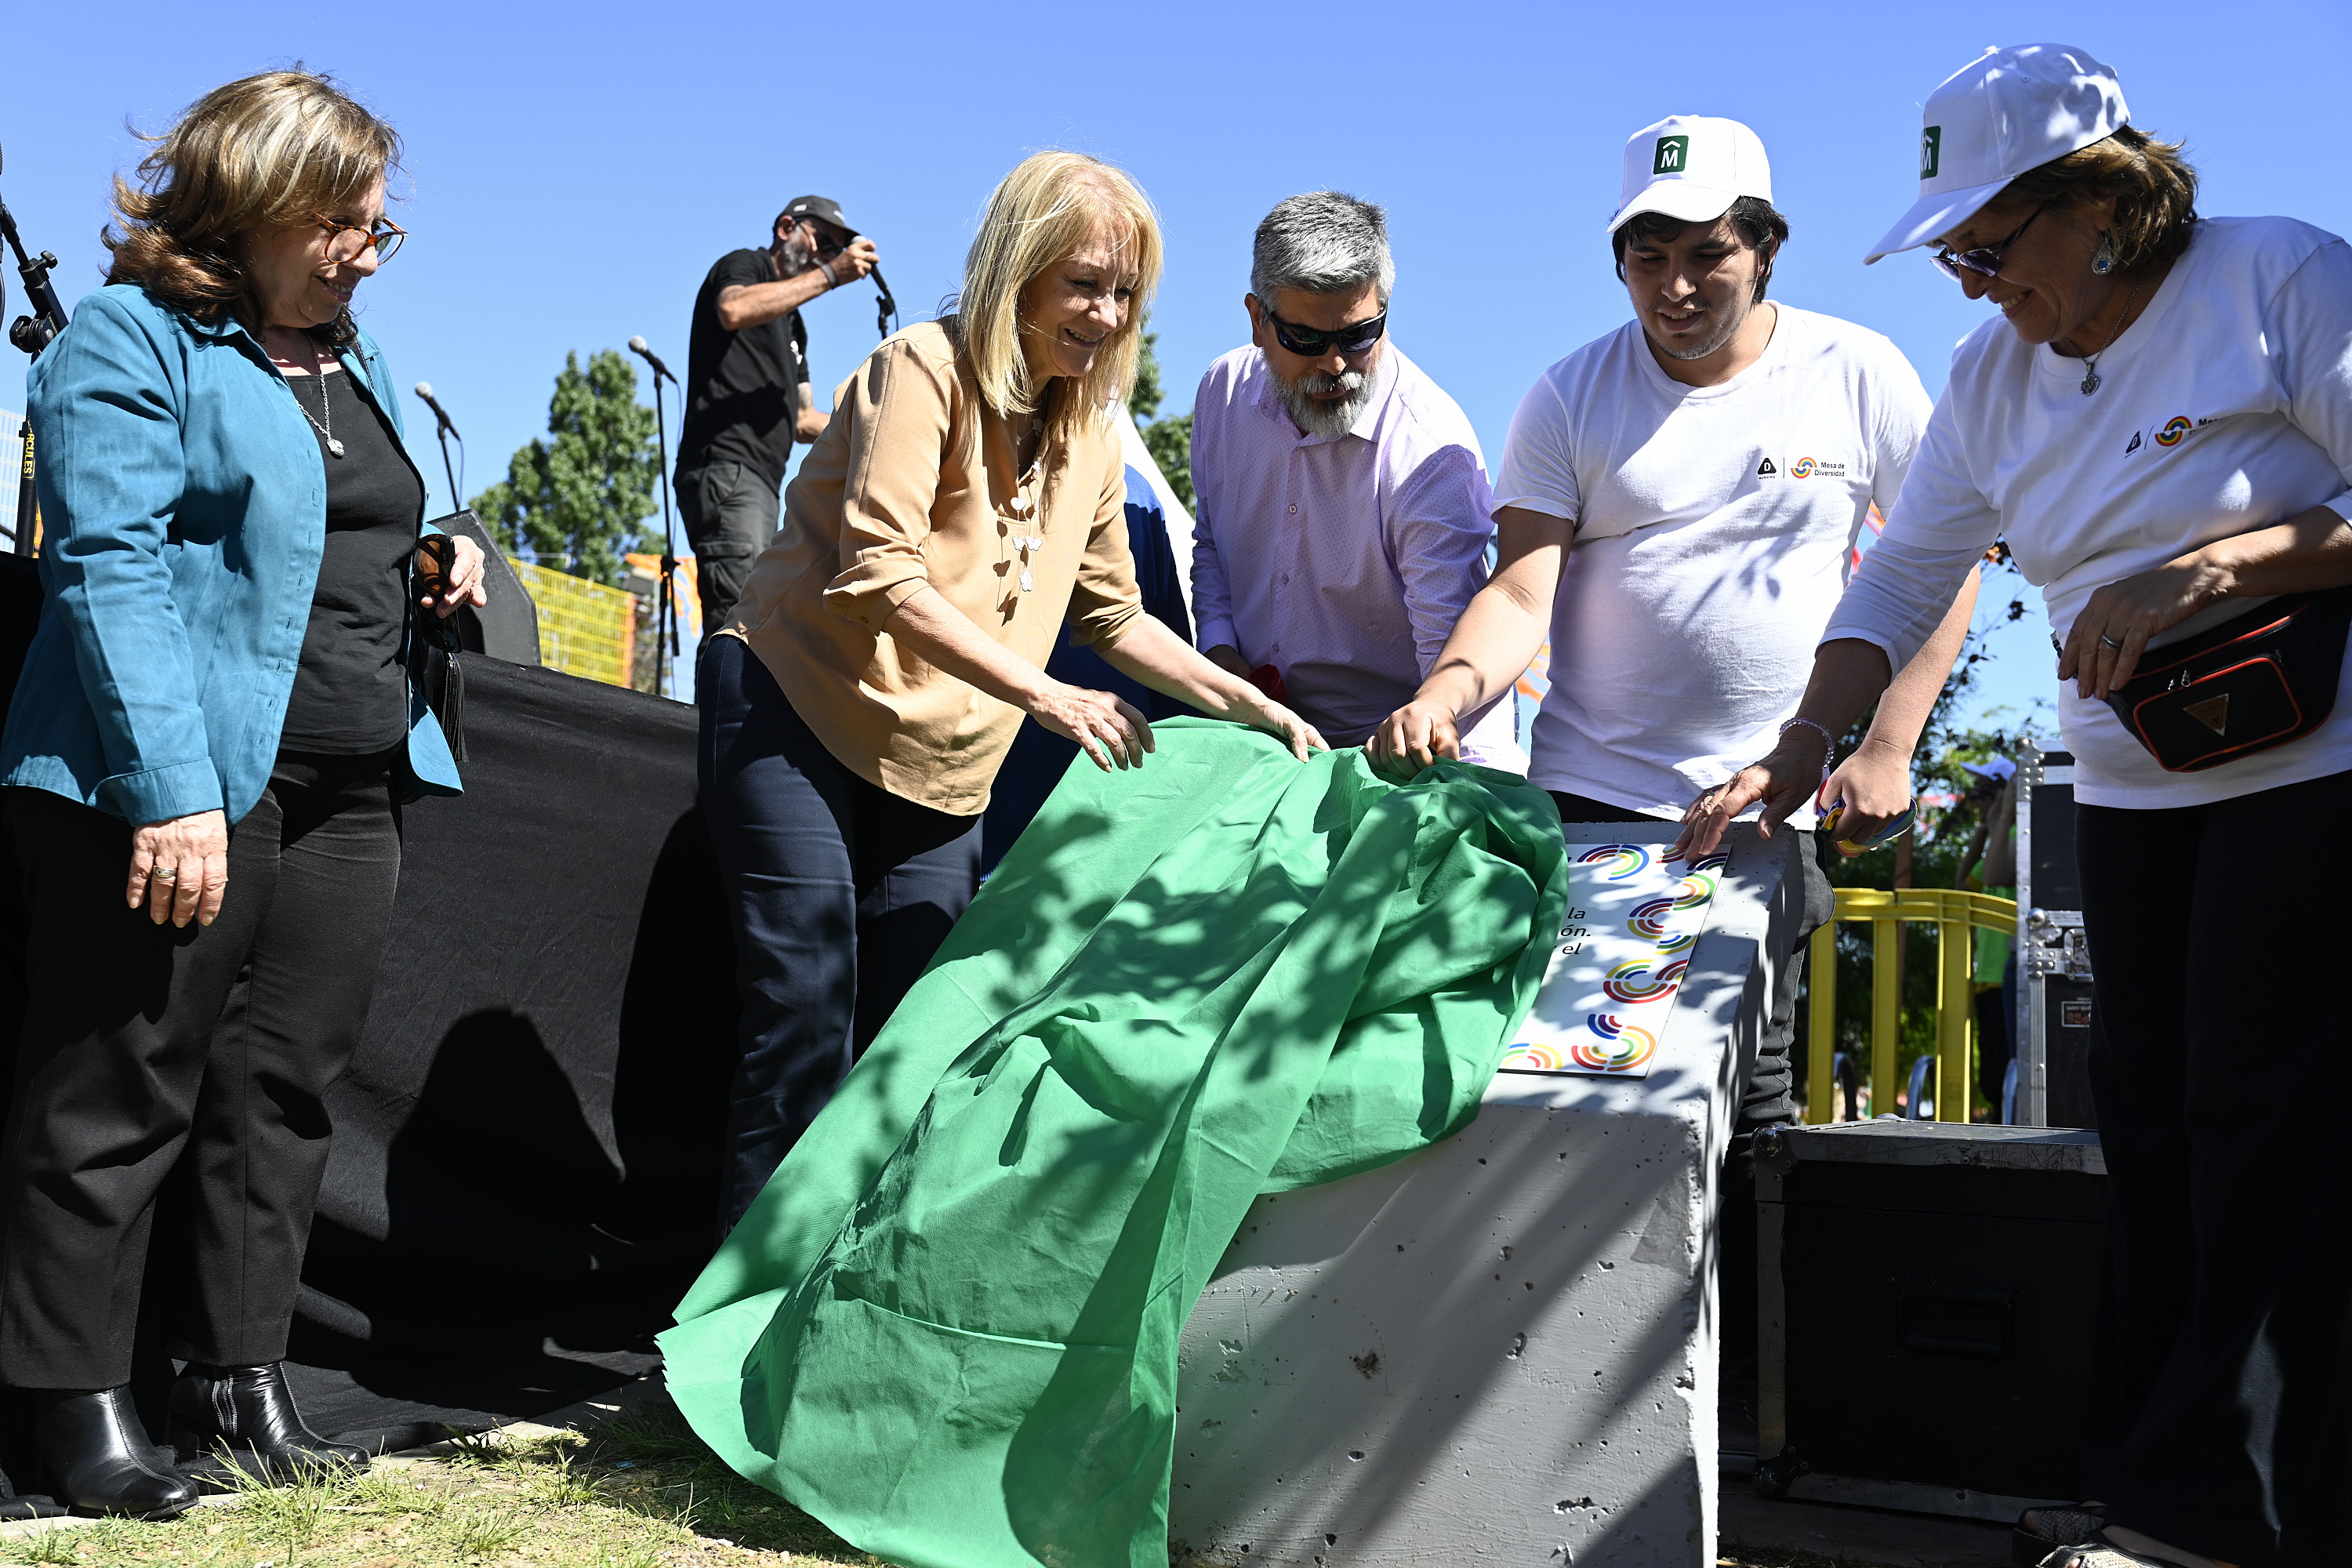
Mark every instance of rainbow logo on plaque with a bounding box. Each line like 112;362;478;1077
1499;845;1727;1079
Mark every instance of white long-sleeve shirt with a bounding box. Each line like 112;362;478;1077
1826;216;2352;808
1188;345;1519;764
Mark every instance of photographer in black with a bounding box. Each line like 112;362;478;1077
677;195;879;629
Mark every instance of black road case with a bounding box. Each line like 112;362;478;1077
1755;1120;2107;1519
2016;743;2102;1128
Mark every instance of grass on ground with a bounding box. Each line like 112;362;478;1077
0;1401;1923;1568
4;1403;874;1568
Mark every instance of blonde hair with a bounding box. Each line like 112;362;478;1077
104;69;400;339
955;151;1163;445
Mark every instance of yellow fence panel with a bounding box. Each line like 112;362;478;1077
509;558;635;688
1804;887;2017;1124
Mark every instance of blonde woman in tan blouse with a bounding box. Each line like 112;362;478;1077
699;151;1323;1227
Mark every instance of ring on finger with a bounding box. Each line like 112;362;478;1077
152;866;179;882
2098;633;2124;651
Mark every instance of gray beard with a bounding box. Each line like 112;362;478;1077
774;234;819;278
1277;365;1377;438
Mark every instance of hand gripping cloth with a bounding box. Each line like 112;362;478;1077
659;719;1567;1568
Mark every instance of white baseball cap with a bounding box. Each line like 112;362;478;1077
1864;43;2129;263
1607;115;1773;234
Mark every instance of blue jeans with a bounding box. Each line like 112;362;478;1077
697;636;981;1229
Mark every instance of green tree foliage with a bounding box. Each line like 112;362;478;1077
1141;415;1194;513
1128;329;1195;512
472;350;659;587
1128;330;1165;423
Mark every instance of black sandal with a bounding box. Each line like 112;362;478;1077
2015;1502;2107;1566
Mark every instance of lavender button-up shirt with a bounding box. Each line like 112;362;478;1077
1188;343;1520;764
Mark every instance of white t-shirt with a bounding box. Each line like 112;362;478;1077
1826;217;2352;808
1495;305;1933;822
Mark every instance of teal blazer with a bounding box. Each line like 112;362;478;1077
1;285;463;826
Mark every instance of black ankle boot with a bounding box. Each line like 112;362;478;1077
32;1388;200;1519
165;1363;368;1481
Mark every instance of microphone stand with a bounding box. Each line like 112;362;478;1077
432;419;460;517
871;265;898;342
648;365;679;699
2;143;70;557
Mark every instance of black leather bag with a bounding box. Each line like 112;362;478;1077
2103;586;2352;771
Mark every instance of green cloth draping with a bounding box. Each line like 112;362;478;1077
659;720;1566;1568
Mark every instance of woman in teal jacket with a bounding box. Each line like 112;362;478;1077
0;71;485;1518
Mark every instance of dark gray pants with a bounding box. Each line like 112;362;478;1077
677;461;782;633
0;756;401;1388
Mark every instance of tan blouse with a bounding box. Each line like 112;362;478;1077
724;320;1143;815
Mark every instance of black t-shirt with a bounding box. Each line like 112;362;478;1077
677;247;813;488
278;365;423;754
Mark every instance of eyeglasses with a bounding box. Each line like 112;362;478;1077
1932;206;2042;281
800;221;851;259
314;214;406;264
1264;307;1387;358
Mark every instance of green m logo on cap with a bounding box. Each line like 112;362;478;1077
1920;125;1942;180
1653;135;1689;175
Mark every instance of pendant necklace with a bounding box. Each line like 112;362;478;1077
2075;277;2143;397
1008;408;1044;593
286;339;344;457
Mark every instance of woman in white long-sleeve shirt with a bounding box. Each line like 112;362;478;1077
1679;45;2352;1568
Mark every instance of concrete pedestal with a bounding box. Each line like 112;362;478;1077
1169;823;1798;1566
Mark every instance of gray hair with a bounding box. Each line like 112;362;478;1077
1250;191;1393;307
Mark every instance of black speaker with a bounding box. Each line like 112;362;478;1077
428;510;541;666
1754;1120;2106;1519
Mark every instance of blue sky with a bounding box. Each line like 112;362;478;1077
5;0;2347;731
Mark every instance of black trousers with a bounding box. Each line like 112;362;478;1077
2077;769;2352;1567
0;753;401;1389
698;637;982;1229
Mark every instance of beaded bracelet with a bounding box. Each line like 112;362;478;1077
1778;717;1836;784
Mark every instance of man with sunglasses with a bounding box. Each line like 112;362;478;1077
677;195;880;630
1188;191;1519;765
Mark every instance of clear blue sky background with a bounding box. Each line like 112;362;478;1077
5;0;2347;730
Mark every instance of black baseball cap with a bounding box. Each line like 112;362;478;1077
779;195;857;238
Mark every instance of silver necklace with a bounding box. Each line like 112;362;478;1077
2075;278;2143;396
284;339;343;457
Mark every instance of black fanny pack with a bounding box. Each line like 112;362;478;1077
2103;586;2352;772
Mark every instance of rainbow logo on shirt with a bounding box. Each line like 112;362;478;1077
2155;416;2193;448
1791;457;1818;477
1570;1015;1659;1073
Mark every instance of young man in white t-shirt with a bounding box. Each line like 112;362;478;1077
1373;114;1977;1130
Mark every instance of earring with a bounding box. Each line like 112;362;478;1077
2092;232;2118;275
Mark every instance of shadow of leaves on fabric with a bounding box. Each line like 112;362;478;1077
661;722;1566;1568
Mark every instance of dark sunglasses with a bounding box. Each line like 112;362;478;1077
1933;206;2045;281
415;533;455;599
413;534;462;649
1265;307;1387;358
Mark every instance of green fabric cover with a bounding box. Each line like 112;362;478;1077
659;720;1566;1568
